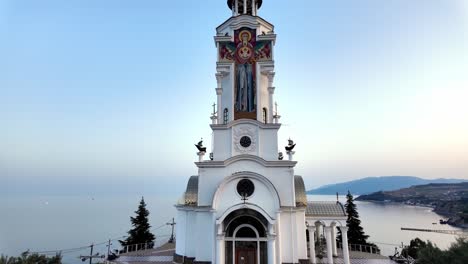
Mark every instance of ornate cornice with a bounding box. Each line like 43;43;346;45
195;154;297;168
216;15;274;34
211;118;281;130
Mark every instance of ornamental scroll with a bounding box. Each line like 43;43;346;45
219;27;272;120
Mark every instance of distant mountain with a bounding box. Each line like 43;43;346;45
306;176;467;195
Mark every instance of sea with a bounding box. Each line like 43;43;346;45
0;194;463;264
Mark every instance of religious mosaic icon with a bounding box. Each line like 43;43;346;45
218;27;272;120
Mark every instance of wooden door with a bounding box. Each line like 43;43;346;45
235;248;256;264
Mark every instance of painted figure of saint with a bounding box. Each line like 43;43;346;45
236;63;254;112
235;29;255;112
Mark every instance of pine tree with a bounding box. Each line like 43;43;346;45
120;197;155;249
344;191;369;244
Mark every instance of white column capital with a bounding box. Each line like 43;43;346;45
268;86;275;94
266;71;275;80
215;72;224;88
339;226;348;232
266;71;275;87
216;88;223;95
307;225;316;232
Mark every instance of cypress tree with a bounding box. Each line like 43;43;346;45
344;191;369;244
120;197;155;249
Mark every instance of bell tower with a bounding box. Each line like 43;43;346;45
214;0;277;124
210;0;281;162
228;0;263;16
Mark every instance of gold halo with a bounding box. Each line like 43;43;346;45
238;30;252;42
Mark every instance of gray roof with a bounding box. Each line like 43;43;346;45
184;176;198;206
306;201;347;217
294;176;307;207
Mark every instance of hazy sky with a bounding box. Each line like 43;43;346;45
1;0;467;195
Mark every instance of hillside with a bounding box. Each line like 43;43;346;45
306;176;466;195
357;182;468;228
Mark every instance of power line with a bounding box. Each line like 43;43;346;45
27;218;174;256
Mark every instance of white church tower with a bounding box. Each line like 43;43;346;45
175;1;351;264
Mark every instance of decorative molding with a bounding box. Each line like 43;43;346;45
195;154;297;168
216;16;274;34
211;118;281;130
259;61;275;73
212;171;281;214
233;124;257;154
216;62;232;74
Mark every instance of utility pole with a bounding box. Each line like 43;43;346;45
167;218;176;243
107;239;112;258
89;244;93;264
79;244;101;264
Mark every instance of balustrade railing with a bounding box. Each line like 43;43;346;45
117;237;172;255
118;242;154;254
337;242;381;255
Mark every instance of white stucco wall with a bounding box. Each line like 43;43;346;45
175;210;187;256
195;212;216;262
214;177;278;219
197;160;295;207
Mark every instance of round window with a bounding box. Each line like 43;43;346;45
239;136;252;148
237;179;255;198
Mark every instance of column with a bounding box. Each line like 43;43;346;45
276;212;282;264
314;222;321;246
331;226;338;257
268;237;276;264
340;227;350;264
251;0;256;16
243;0;247;14
307;226;316;264
324;227;334;264
215;72;224;124
216;236;224;264
267;72;275;123
232;0;236;16
234;0;238;16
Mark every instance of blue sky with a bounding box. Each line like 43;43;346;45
1;0;467;195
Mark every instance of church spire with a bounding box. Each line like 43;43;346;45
227;0;263;16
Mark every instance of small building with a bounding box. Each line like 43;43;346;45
175;1;351;264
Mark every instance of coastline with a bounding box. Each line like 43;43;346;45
358;199;467;229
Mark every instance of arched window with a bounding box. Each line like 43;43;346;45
223;108;229;124
262;108;267;124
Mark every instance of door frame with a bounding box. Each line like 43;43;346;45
225;224;268;264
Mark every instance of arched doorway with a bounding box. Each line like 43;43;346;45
223;209;268;264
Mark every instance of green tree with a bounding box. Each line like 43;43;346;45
119;197;155;250
399;237;468;264
415;241;446;264
0;251;61;264
401;238;427;259
337;191;378;252
417;238;468;264
344;191;369;244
